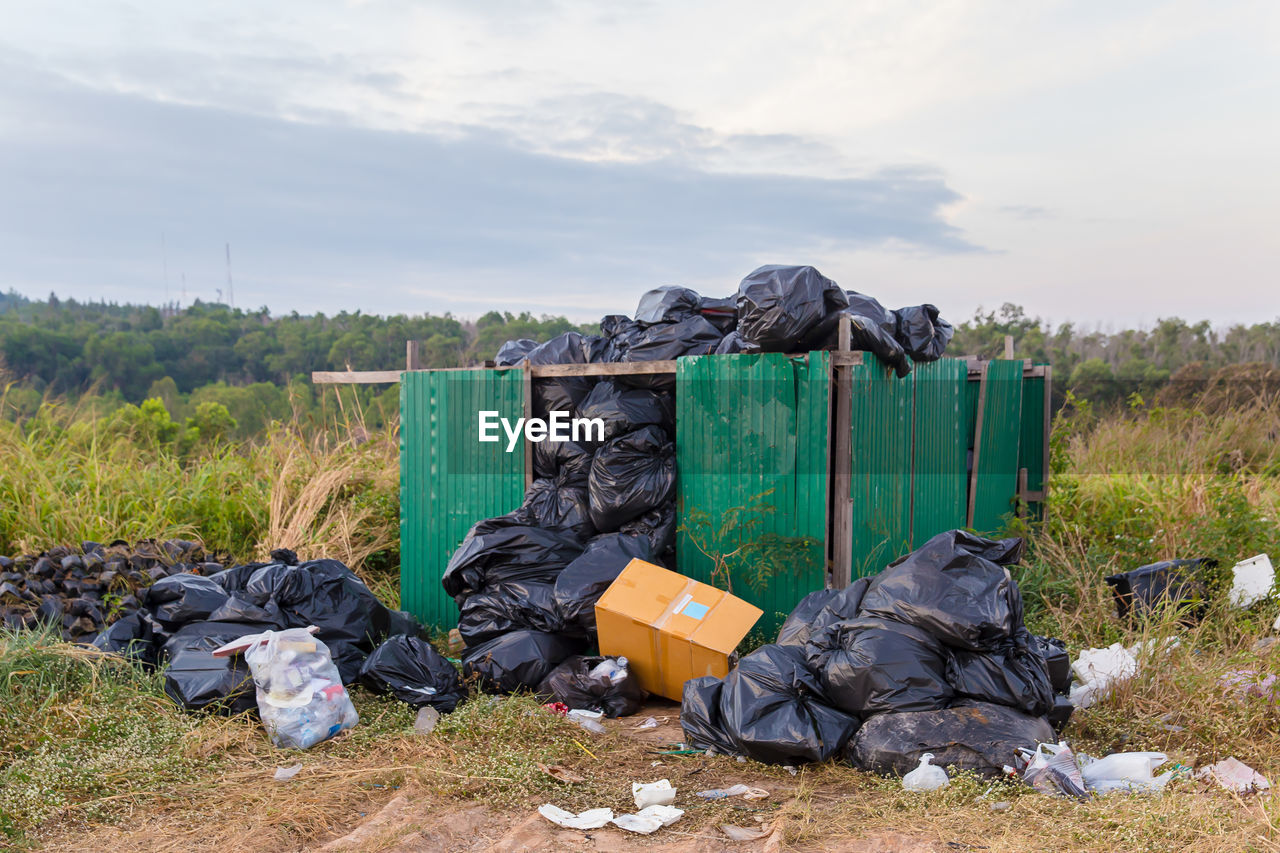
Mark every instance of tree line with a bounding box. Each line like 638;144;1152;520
3;291;1277;435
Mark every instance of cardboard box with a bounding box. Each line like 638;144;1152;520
594;559;762;701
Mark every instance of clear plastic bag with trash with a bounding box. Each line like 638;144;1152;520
1019;742;1087;799
902;753;950;791
242;627;359;749
1080;751;1174;794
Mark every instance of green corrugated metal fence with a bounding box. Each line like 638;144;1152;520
910;358;969;546
968;360;1025;533
400;368;527;630
675;352;830;635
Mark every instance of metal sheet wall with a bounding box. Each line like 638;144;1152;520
847;358;915;579
968;360;1025;533
400;368;527;629
910;358;969;546
676;352;829;635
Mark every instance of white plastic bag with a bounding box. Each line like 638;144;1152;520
612;804;683;834
1020;742;1087;799
1080;751;1173;794
242;627;359;749
902;753;949;791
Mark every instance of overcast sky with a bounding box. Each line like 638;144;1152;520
1;1;1276;326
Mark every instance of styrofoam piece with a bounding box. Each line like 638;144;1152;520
632;779;676;808
538;805;615;830
612;805;684;834
1229;554;1275;608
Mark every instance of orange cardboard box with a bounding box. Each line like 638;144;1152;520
594;559;762;701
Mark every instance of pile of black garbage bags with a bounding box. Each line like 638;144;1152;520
680;530;1074;776
92;548;466;717
452;265;953;713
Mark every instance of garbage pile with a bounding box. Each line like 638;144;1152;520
455;266;954;701
0;539;226;642
680;530;1074;775
86;547;442;715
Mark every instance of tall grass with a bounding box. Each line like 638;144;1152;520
0;396;400;579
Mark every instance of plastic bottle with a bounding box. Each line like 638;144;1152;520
589;657;629;685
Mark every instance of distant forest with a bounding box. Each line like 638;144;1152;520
2;291;1277;436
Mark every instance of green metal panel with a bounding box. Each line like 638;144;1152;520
910;358;968;545
676;352;829;635
848;354;915;578
969;360;1025;534
400;368;527;630
1018;373;1048;518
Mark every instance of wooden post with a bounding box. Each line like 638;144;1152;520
831;314;853;588
967;362;990;528
1003;335;1014;360
406;340;420;371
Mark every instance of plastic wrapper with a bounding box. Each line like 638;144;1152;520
244;627;360;749
588;426;676;531
457;580;564;644
893;304;953;362
618;505;677;555
358;635;467;712
1104;559;1212;621
244;559;398;684
462;629;585;694
847;700;1054;776
495;338;537;366
536;655;647;717
858;530;1025;652
160;620;277;714
945;629;1054;717
775;579;869;647
717;644;860;765
576;380;675;441
552;533;654;638
634;286;702;325
442;516;584;601
808;616;952;715
513;477;595;542
735;264;848;353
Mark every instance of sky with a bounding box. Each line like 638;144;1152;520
0;0;1276;327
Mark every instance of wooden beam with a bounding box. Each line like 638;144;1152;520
830;351;864;367
831;357;854;588
529;361;678;377
312;370;402;384
966;361;990;529
406;340;420;371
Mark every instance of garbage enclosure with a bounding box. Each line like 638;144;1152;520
399;354;1049;633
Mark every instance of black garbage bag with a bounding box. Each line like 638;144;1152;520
588;426;676;531
536;655;647;717
807;616;952;715
1048;694;1074;733
210;561;273;595
618;504;678;555
462;630;586;694
513;477;595;542
1104;559;1213;621
736;265;848;353
620;316;722;388
442;516;585;601
142;573;231;625
495;338;538;366
776;579;869;647
893;304;954;362
714;331;747;354
159;620;276;714
857;530;1025;652
718;644;860;765
846;700;1055;776
599;315;644;362
92;612;158;667
527;332;596;417
1033;635;1072;694
244;559;395;684
207;596;281;626
358;635;467;712
945;629;1054;717
635;285;702;325
846;291;898;335
533;438;596;482
576;380;675;441
799;310;911;377
680;675;738;755
699;295;738;334
457;581;564;645
553;533;653;637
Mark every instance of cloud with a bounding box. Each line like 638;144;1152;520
0;60;975;317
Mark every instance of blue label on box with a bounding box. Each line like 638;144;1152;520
682;601;710;620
